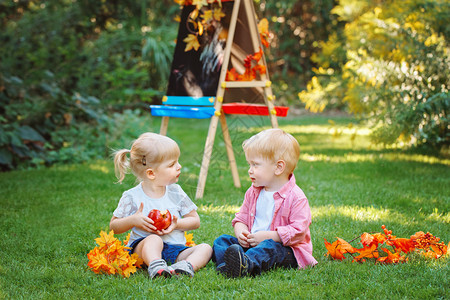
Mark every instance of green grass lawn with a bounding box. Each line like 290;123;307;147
1;114;449;299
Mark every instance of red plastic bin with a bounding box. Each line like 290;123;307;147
222;103;289;117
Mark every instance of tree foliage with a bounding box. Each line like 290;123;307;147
299;0;450;150
257;0;337;103
0;0;177;169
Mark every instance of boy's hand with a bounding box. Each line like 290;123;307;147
247;232;266;247
237;230;250;248
133;202;158;232
247;231;281;247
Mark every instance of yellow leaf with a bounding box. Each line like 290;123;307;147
95;230;116;250
193;0;207;9
202;10;213;23
258;18;269;34
185;231;196;247
213;8;225;21
183;34;200;51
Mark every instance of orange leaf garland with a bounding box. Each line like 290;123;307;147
324;225;449;265
226;48;266;82
412;231;448;258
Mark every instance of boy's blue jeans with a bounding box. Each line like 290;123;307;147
213;234;298;275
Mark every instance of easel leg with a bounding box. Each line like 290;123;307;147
160;116;170;135
196;115;220;199
219;114;241;188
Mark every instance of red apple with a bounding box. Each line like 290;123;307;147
148;209;172;231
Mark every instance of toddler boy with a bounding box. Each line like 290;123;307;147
212;128;317;277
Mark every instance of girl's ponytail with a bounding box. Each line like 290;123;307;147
113;149;131;183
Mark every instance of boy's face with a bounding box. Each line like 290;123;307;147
245;154;278;190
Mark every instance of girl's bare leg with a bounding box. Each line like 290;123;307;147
134;235;164;266
176;243;213;271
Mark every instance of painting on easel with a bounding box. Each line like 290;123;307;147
166;2;234;97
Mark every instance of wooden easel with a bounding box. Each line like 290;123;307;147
155;0;280;198
194;0;278;198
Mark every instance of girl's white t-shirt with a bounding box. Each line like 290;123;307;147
251;189;275;233
113;182;197;246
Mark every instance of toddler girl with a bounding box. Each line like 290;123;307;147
110;132;212;278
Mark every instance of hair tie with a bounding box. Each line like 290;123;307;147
142;156;146;166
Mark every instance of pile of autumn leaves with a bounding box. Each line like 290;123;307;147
87;230;143;278
325;225;449;264
87;230;195;278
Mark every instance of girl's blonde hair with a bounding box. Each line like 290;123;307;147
242;128;300;174
113;132;180;183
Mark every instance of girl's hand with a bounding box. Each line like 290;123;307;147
237;229;250;248
159;215;178;235
133;202;157;233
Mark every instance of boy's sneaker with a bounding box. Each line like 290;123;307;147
148;259;172;278
224;244;252;277
170;260;195;277
216;263;227;275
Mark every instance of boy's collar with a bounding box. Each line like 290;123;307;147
275;173;296;199
251;173;296;198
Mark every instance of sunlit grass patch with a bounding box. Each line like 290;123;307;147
312;204;408;223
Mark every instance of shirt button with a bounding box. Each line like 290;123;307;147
251;213;254;216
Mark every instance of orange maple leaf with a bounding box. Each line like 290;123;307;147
253;64;266;75
121;262;137;278
360;232;374;246
324;238;355;260
377;248;407;264
336;237;356;254
87;247;108;273
372;232;387;245
353;244;379;261
324;239;346;260
131;252;144;268
390;238;415;254
226;68;242;81
241;69;256;81
95;230;116;250
410;231;425;240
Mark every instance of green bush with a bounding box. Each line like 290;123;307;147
299;0;450;150
0;1;176;169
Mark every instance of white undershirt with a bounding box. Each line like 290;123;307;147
251;189;275;233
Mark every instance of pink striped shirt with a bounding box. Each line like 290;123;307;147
232;174;318;268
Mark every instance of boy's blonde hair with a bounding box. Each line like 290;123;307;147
113;132;180;183
242;128;300;174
